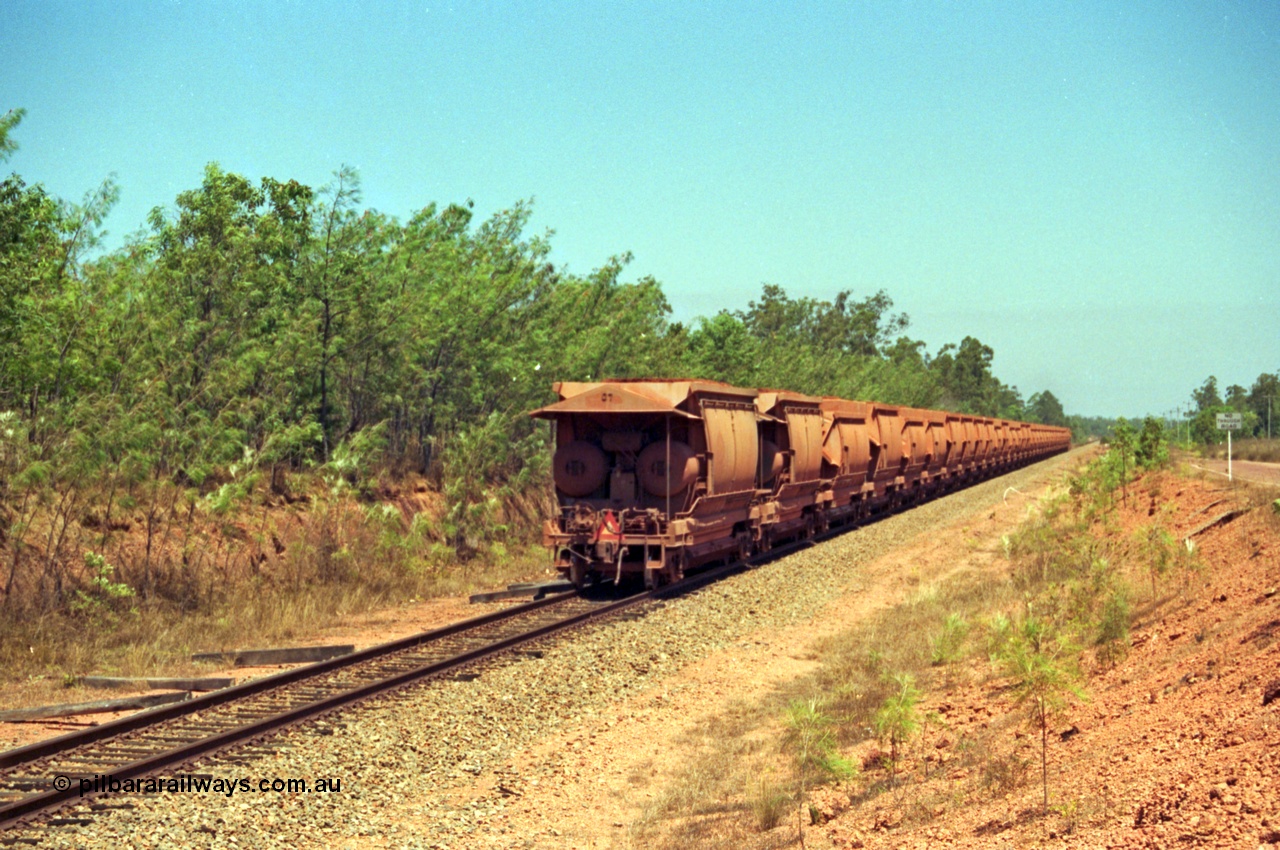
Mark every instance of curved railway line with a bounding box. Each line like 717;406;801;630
0;584;656;834
0;446;1067;840
0;497;895;837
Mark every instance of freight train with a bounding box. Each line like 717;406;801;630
530;379;1071;589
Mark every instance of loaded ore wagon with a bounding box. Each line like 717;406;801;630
532;378;1072;589
531;380;762;588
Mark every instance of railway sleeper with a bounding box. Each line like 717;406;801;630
85;747;169;759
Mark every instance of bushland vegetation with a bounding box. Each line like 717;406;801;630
1;107;1071;676
1177;373;1279;447
1068;371;1279;449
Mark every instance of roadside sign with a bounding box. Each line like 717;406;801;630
1216;413;1242;482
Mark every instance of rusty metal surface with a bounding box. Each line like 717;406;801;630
873;406;904;475
637;440;697;497
530;383;699;419
552;441;608;496
702;402;759;495
901;408;928;471
756;391;824;497
530;378;1072;587
837;422;872;476
759;438;784;484
819;398;872;477
787;406;824;482
946;415;970;465
535;379;757;420
766;393;825;483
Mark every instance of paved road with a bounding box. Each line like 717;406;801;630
1188;457;1280;487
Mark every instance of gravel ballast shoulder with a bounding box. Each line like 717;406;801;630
17;454;1081;850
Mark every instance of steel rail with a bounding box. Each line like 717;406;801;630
0;588;598;829
0;561;748;832
0;588;577;772
0;451;1069;833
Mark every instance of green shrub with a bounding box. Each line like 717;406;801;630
1095;583;1131;664
872;672;921;786
1135;416;1169;469
930;613;970;665
983;613;1015;660
998;620;1086;812
70;552;136;623
784;698;856;784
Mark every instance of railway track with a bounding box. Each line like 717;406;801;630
0;578;704;835
0;462;1043;839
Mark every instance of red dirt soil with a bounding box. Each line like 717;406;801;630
3;462;1277;849
470;462;1280;850
1189;457;1280;488
813;469;1280;849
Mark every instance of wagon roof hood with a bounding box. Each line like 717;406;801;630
529;382;709;419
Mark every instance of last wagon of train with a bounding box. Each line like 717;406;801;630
531;379;1070;589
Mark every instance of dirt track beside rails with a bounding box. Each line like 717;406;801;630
405;448;1101;849
444;449;1280;850
8;452;1083;849
1189;457;1280;488
11;448;1279;849
461;451;1096;848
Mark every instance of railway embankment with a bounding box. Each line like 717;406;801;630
430;447;1277;850
6;448;1085;848
9;448;1276;849
532;450;1276;850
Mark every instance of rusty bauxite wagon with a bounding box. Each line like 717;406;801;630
532;378;1072;589
531;379;762;588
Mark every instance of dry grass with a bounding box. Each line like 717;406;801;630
629;552;1032;850
0;474;548;690
0;551;545;691
630;458;1227;848
1202;438;1280;463
629;690;800;849
746;775;792;831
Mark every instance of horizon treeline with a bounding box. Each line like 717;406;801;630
1179;373;1279;443
1;109;1066;470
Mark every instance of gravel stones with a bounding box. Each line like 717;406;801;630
12;458;1074;849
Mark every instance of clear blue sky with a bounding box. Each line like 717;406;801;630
3;1;1277;417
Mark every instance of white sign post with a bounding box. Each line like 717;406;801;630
1217;413;1242;481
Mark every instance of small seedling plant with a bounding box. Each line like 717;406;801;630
872;672;921;788
999;619;1086;812
784;698;855;846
